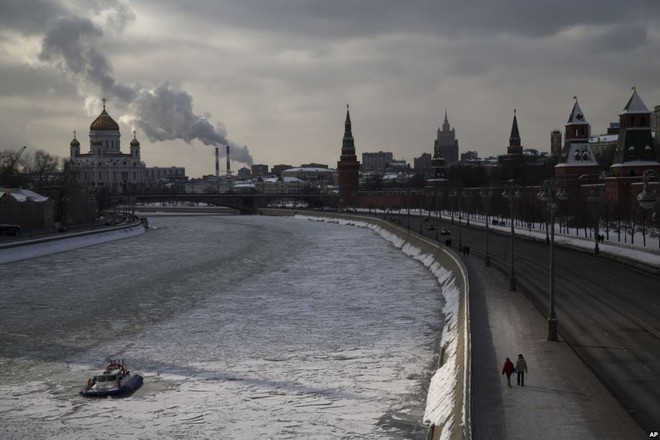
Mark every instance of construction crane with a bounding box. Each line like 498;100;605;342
8;145;27;169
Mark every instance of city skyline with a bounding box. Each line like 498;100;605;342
1;1;660;178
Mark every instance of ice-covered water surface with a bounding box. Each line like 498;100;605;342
0;216;444;439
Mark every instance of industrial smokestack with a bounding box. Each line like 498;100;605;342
215;146;219;178
226;144;231;176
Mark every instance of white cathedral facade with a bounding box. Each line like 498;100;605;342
68;100;147;193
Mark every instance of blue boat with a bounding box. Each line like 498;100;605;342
79;359;143;398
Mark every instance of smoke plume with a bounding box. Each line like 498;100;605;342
38;7;253;166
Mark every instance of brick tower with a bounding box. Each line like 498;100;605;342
337;105;360;207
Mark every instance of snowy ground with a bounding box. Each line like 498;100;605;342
0;216;451;439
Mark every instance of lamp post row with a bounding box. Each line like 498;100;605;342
537;178;569;342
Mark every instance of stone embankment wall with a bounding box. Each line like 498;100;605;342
0;221;146;264
262;209;472;440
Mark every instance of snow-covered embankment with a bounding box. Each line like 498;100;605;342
293;212;471;440
0;222;146;264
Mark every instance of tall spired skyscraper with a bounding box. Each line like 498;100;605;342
433;111;459;164
337;105;360;206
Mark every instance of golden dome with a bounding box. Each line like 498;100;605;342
90;108;120;131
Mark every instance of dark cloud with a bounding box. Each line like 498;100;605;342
2;0;660;175
35;4;253;165
586;25;649;54
0;0;69;34
149;0;660;40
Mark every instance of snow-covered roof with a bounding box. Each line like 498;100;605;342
262;176;303;183
590;134;618;143
0;188;49;202
282;167;335;173
610;161;660;168
620;89;650;115
232;182;255;188
557;143;599;167
567;100;588;125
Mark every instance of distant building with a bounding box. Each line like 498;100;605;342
337;105;360;206
256;176;306;194
251;164;269;177
362;151;393;173
271;164;292;176
607;122;620;135
146;166;187;183
68;99;147;193
282;167;335;182
300;163;329;169
0;188;54;231
385;160;408;172
433;111;459;164
185;176;231;194
414;152;432;173
460;151;479;162
236;167;251;179
550;130;562;156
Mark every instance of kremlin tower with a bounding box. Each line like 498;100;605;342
337;105;360;207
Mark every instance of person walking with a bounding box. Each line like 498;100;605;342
501;357;515;388
516;354;528;386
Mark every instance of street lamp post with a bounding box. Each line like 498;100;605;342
637;169;660;248
587;188;604;255
450;189;464;251
406;190;411;230
419;191;423;234
433;188;439;241
26;196;36;238
502;181;522;291
479;186;493;266
538;179;569;342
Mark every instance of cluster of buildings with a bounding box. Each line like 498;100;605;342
2;88;659;232
337;88;660;214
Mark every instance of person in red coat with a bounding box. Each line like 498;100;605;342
502;357;515;388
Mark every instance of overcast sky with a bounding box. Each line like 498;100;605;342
2;0;660;178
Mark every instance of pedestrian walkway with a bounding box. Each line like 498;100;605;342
466;256;646;439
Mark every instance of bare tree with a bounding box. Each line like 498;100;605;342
25;150;61;189
0;147;28;187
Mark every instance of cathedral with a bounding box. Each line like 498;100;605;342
68;99;147;193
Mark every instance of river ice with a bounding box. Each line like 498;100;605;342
0;215;446;439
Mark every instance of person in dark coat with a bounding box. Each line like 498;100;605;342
501;357;515;388
516;354;528;386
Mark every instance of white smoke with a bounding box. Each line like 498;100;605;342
38;7;253;166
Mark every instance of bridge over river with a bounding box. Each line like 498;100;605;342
132;193;337;213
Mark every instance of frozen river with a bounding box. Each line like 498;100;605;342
0;215;446;439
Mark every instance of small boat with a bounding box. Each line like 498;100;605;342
79;359;143;398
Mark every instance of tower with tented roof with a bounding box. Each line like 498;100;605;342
554;97;599;180
503;110;525;180
337;105;360;207
609;87;660;177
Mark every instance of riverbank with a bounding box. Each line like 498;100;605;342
0;221;146;264
264;209;471;440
